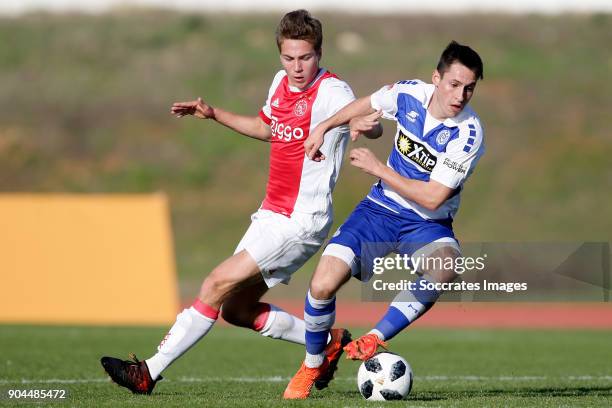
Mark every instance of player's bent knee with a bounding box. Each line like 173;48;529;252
199;269;230;302
419;245;462;284
309;277;339;300
308;256;351;300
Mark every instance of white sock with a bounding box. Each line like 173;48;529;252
258;305;307;345
146;307;215;380
256;304;331;345
304;352;326;368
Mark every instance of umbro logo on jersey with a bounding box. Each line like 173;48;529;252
272;98;280;107
406;111;419;123
396;132;437;172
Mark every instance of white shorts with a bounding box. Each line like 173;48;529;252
235;209;332;287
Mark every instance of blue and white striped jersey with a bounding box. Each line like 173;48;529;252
367;80;485;220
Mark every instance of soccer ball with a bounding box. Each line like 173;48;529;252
357;352;413;400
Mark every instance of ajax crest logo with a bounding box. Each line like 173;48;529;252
293;99;308;116
436;129;451;145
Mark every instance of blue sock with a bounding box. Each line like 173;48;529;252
373;277;440;340
304;290;335;359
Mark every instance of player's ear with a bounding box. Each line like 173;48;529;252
432;69;441;87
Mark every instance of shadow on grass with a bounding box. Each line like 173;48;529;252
333;390;446;401
146;384;612;402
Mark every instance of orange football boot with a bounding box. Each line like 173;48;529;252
343;333;388;361
315;328;352;390
283;359;329;400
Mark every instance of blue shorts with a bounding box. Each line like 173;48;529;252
324;198;458;281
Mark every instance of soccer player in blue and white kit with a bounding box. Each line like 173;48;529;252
284;41;485;399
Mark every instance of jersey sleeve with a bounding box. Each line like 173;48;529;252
259;70;286;125
314;78;355;155
371;80;425;120
323;79;356;117
429;119;485;189
370;83;400;120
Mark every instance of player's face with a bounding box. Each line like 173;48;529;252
431;62;478;118
279;39;321;90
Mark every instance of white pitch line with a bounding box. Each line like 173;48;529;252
420;375;549;381
568;375;612;380
0;378;110;384
177;376;289;383
1;375;611;385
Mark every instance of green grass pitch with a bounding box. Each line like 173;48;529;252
1;325;611;407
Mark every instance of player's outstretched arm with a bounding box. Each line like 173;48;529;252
170;97;271;141
305;96;375;161
349;148;453;211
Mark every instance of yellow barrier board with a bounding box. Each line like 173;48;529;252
0;194;179;325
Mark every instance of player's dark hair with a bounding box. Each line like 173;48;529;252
436;41;484;80
276;10;323;56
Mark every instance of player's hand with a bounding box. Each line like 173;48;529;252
349;147;385;177
349;110;383;141
304;123;327;161
170;97;215;119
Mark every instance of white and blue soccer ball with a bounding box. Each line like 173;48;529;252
357;352;413;401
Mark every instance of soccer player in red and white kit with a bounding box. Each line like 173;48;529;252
101;10;372;395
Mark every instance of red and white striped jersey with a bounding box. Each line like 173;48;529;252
258;69;355;217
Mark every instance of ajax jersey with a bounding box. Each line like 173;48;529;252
258;69;355;217
368;80;485;220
